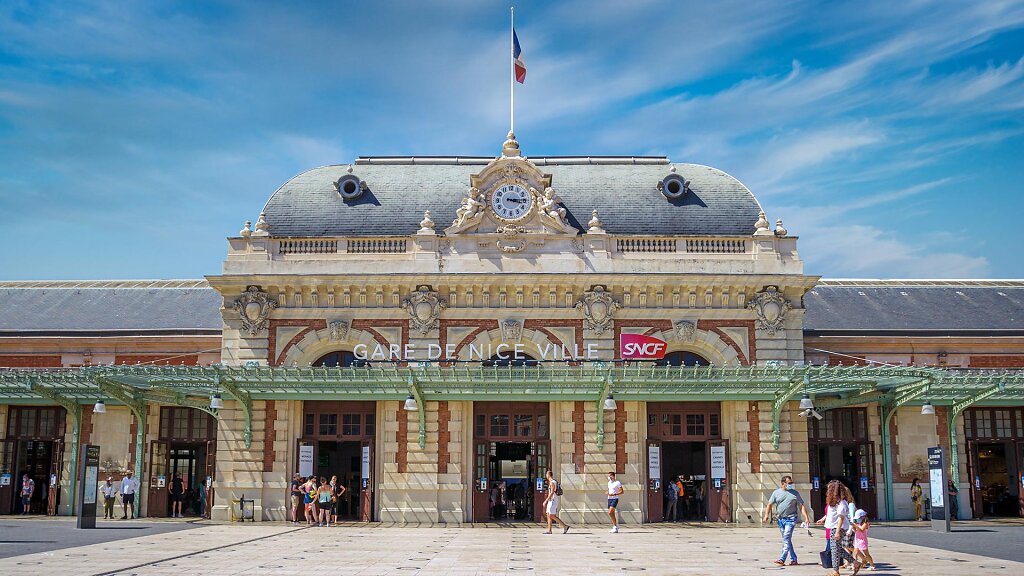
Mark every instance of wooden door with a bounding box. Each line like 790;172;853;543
204;440;216;519
147;440;169;517
706;439;730;522
966;441;983;519
808;442;822;518
0;439;14;515
47;439;64;515
473;440;490;522
856;442;878;518
359;439;373;522
532;440;550;522
646;439;663;522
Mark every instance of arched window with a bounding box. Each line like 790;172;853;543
313;351;369;368
655;351;709;367
482;353;538;367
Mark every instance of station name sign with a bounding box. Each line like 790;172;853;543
353;342;600;362
620;334;668;360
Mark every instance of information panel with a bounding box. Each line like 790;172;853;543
648;445;661;480
710;445;727;479
928;446;950;533
298;445;314;477
76;444;100;529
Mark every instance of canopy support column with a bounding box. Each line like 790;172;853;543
408;374;426;449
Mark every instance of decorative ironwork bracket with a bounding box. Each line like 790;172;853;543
217;373;253;449
771;375;805;449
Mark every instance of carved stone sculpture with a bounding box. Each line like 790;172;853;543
674;320;696;342
496;224;527;253
402;285;448;335
328;319;350;342
576;286;620;335
539;187;567;222
747;286;792;335
233;285;278;336
501;319;523;342
453;187;486;227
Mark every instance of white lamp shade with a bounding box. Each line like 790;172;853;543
210;394;225;409
604;394;617;411
799;394;814;410
921;401;935;415
404;394;418;411
93;400;106;414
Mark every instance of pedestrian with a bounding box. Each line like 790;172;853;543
824;480;861;575
851;509;876;571
290;473;303;524
169;472;186;518
664;477;678;522
120;470;140;519
317;478;332;527
606;471;624;533
303;475;318;526
676;476;687;519
910;478;923;521
542;469;570;534
948;480;959;520
19;473;34;515
330;475;346;524
763;475;812;566
101;477;117;519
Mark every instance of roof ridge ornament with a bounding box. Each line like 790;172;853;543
253;212;271;237
502;131;521;157
753;211;771;236
240;220;252;238
418;210;436;234
587;209;605;234
774;219;788;237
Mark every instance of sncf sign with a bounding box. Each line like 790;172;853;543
620;333;668;360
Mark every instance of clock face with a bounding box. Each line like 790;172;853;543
490;183;534;222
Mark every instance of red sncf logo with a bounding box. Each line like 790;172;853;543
620;333;668;360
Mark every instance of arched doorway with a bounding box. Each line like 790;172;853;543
482;353;539;367
656;351;709;367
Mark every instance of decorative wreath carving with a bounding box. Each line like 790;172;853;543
402;285;448;335
747;286;792;336
575;286;621;335
233;285;278;336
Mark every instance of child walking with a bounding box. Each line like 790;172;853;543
852;509;876;571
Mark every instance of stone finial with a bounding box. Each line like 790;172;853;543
346;164;354;174
669;165;677;173
240;220;252;238
774;219;788;237
588;209;605;233
753;211;771;236
502;131;521;157
253;212;271;236
418;210;435;234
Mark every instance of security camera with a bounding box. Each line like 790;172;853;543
799;408;824;420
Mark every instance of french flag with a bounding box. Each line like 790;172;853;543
513;28;526;83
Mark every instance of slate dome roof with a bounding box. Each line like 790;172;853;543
260;157;763;237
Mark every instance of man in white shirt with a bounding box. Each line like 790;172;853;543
607;471;624;533
120;470;141;520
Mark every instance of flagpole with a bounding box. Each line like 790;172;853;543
510;6;515;135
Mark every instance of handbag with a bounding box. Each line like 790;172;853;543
820;539;833;569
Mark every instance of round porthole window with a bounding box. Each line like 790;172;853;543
661;174;689;199
335;174;363;200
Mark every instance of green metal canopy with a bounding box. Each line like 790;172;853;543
2;363;1023;520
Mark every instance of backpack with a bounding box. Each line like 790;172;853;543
554;481;563;496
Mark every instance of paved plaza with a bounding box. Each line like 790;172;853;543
1;518;1022;575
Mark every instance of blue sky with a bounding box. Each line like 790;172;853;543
1;0;1023;280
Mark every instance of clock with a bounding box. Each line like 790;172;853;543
490;183;534;222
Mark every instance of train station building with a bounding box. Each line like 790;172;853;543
1;134;1022;524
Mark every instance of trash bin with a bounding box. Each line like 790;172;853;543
231;494;255;522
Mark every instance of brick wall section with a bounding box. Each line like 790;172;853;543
614;403;627;474
263;400;277;472
747;402;761;474
269;319;328;365
396;402;408;473
437;401;450;474
0;355;62;367
572;401;586;473
114;354;199;365
969;355;1024;368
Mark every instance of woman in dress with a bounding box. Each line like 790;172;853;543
910;478;923;521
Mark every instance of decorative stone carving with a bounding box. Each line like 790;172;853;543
418;210;435;234
774;219;788;236
673;320;697;342
328;319;350;342
587;210;605;233
402;285;448;335
753;211;771;236
576;286;620;335
240;220;252;238
538;187;567;223
254;212;270;236
496;224;527;253
747;285;792;335
502;131;521;157
233;285;278;336
452;187;486;227
501;319;523;342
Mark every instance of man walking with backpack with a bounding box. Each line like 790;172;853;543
543;469;570;534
